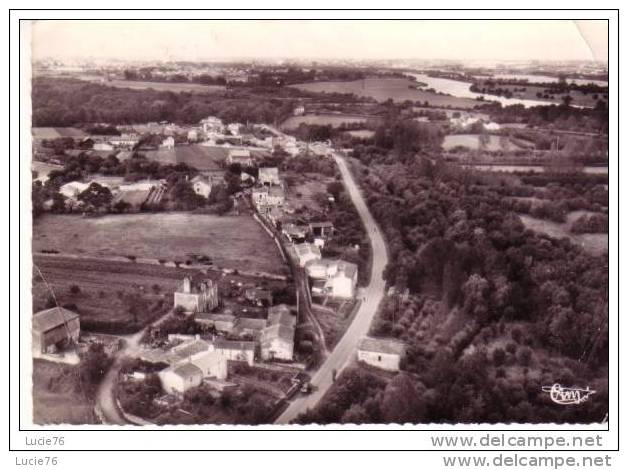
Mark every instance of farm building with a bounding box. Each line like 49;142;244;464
357;337;406;371
161;136;175;149
233;317;268;339
210;339;256;366
110;134;140;148
158;350;228;394
305;259;358;299
260;304;296;361
93;142;114;151
195;313;237;334
294;243;322;267
258;167;281;186
227;149;253;167
174;276;219;313
32;307;80;356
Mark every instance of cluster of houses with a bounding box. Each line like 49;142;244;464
152;275;297;394
249;166;358;300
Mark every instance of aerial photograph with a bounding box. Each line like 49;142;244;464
28;19;608;426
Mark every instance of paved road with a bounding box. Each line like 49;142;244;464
275;153;389;424
94;311;172;425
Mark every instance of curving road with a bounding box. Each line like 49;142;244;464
95;311;173;425
275;153;389;424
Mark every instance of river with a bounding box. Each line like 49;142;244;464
410;73;564;108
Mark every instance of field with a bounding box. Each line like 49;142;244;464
33;213;286;274
80;76;225;94
280;113;375;130
519;213;608;256
290;78;479;108
32;255;181;332
284;172;335;212
142;144;268;170
474;82;607;108
32;161;64;182
32;359;98;425
32;127;87;139
443;134;525;152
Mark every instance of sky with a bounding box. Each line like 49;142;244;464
30;20;609;62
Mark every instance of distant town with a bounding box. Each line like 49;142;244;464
31;55;608;426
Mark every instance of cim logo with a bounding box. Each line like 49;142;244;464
542;384;596;405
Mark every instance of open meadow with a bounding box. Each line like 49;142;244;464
33;213;286;275
79;76;225;94
290;77;479;108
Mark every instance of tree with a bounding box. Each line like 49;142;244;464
77;182;113;212
380;374;426;423
79;343;113;396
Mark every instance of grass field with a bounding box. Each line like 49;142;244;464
280;113;375;130
519;213;608;256
80;77;225;94
32;127;87;139
443;134;525;152
32;359;97;425
290;78;479;108
142;144;268;170
33;213;285;274
32;255;179;332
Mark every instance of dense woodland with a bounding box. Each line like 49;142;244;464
32;77;302;127
298;111;608;424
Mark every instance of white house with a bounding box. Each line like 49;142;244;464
357;337;406;371
305;259;358;299
293;105;305;116
93;142;114;151
158;362;203;394
210;339;256;366
109;134;140;148
201;116;224;134
227;149;253;167
158;350;228;394
174;276;219;313
161;136;175;149
294;243;322;267
191;175;212;198
258;167;281;186
187;129;199;142
227;123;241;136
260;304;296;361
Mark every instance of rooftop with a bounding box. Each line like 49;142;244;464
171;362;203;380
212;339;256;351
32;307;79;333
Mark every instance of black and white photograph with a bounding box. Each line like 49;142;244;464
23;17;611;428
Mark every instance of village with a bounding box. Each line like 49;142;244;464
31;111;405;425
